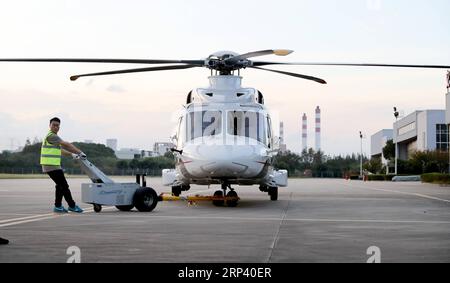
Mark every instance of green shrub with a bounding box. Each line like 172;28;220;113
368;175;394;181
421;173;450;184
368;175;385;181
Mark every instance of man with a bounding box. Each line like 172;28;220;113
0;237;8;245
41;117;84;213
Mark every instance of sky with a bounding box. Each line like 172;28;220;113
0;0;449;156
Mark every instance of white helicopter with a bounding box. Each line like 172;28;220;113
1;50;449;207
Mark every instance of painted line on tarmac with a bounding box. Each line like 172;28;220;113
0;213;57;224
268;192;293;263
100;214;450;225
342;182;450;204
0;206;114;228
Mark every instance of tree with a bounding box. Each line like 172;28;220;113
363;157;382;174
382;139;395;160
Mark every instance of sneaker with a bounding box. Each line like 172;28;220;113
0;237;9;245
53;206;68;213
68;205;83;213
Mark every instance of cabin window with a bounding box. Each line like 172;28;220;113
185;110;222;141
227;111;267;145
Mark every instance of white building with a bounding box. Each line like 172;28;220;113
153;142;175;156
371;129;393;172
393;110;448;160
106;139;118;151
115;148;142;160
371;129;393;158
446;72;450;125
142;150;159;158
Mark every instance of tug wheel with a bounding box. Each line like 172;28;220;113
133;187;158;212
93;204;102;213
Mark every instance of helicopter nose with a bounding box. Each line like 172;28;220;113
197;144;258;160
181;143;268;178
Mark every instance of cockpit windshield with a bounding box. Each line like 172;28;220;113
227;111;267;145
184;110;222;141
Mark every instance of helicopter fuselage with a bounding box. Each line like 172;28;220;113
162;75;288;188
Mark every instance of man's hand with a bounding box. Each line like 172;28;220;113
72;152;87;160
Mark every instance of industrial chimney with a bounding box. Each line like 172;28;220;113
302;113;307;151
315;106;321;151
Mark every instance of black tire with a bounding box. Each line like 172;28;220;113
269;187;278;201
226;190;239;207
133;187;158;212
172;186;181;197
116;205;134;212
212;190;224;206
93;204;102;213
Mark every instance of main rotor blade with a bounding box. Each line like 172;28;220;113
252;61;450;69
70;64;199;81
226;49;293;63
0;58;205;65
250;66;327;84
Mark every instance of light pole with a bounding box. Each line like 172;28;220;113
394;107;399;175
360;131;363;179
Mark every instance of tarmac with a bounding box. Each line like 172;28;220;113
0;177;449;263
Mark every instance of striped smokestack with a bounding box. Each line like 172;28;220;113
302;113;307;150
315;106;321;151
280;121;284;144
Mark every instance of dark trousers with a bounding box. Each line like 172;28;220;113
47;169;76;208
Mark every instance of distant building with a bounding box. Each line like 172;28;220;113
371;129;393;158
141;150;159;158
84;140;93;144
106;139;118;151
115;148;142;160
445;73;450;127
153;142;175;156
371;129;393;171
393;110;448;160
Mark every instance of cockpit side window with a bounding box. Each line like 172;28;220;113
185;110;222;142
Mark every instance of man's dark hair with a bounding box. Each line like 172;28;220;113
49;117;61;124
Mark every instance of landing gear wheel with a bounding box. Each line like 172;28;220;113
93;203;102;213
133;187;158;212
269;187;278;201
116;205;134;211
172;186;181;197
213;190;225;206
226;190;239;207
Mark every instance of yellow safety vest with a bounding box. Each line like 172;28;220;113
40;131;62;166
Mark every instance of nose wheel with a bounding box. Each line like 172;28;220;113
212;183;239;207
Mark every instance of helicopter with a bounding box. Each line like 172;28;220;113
1;49;449;207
